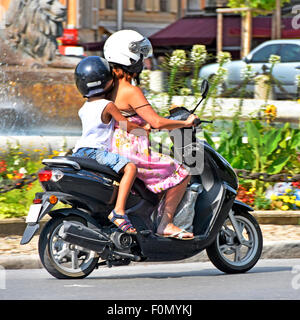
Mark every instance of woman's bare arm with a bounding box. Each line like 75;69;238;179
104;102;149;135
127;86;197;130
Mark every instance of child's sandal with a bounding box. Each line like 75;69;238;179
108;210;137;235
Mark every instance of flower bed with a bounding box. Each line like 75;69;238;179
0;143;61;218
237;183;300;211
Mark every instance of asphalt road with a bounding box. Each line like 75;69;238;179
1;259;300;301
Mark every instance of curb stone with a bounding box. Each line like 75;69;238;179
0;254;42;269
1;241;300;270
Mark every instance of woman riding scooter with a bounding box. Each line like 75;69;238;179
104;30;198;240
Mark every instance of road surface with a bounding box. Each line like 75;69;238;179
1;259;300;301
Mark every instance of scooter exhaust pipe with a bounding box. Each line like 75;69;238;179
60;221;110;253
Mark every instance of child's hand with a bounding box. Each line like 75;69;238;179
143;123;151;132
141;123;151;137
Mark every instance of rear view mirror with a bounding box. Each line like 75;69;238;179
190;79;210;114
243;57;249;63
200;79;209;98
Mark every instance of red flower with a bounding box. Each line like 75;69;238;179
0;160;7;174
236;185;255;206
292;181;300;189
13;173;24;180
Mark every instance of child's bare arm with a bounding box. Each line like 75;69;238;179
104;102;150;135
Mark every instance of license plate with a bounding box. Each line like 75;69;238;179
26;204;42;223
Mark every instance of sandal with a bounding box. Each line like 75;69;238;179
108;210;137;235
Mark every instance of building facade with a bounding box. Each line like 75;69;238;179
0;0;226;43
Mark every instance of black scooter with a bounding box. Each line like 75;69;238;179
21;80;263;279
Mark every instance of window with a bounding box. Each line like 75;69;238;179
135;0;145;11
106;0;116;9
79;0;99;29
251;44;280;63
279;44;300;63
187;0;201;11
160;0;169;12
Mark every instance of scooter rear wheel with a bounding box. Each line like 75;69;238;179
206;210;263;274
38;215;99;279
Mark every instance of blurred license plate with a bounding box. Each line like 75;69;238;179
26;204;42;223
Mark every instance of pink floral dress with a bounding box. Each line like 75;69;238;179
110;114;189;194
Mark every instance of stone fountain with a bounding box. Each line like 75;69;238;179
0;0;85;152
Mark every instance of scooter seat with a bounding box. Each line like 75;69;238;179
66;156;121;180
65;156;159;204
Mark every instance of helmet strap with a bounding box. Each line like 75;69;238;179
135;73;141;85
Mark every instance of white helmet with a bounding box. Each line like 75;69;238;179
104;30;153;73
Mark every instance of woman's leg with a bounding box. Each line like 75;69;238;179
156;175;194;238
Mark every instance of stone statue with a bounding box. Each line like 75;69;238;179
1;0;81;68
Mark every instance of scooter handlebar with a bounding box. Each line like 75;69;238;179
193;119;213;126
193;118;201;126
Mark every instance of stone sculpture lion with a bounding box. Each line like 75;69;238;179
1;0;80;68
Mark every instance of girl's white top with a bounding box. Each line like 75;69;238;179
73;99;114;153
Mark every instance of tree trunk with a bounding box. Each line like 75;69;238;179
241;10;252;58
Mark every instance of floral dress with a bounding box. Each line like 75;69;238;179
110;114;189;194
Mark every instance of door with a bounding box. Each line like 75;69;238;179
246;43;281;92
273;43;300;96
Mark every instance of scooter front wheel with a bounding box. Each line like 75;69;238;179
206;210;263;274
38;215;99;279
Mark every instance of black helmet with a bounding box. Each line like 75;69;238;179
74;56;113;98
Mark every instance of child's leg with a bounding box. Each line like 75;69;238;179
114;162;137;215
108;162;137;234
95;149;137;234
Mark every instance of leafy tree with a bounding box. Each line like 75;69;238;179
227;0;290;14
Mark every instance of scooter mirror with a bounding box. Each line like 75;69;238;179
200;79;209;98
190;79;210;114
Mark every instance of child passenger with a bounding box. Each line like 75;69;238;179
72;56;149;235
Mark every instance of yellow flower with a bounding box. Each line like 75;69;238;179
270;194;277;201
249;187;256;193
282;196;290;203
264;104;277;121
281;205;289;211
285;188;292;193
6;174;13;180
289;199;295;204
296;201;300;207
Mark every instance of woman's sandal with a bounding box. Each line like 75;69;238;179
108;210;137;235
